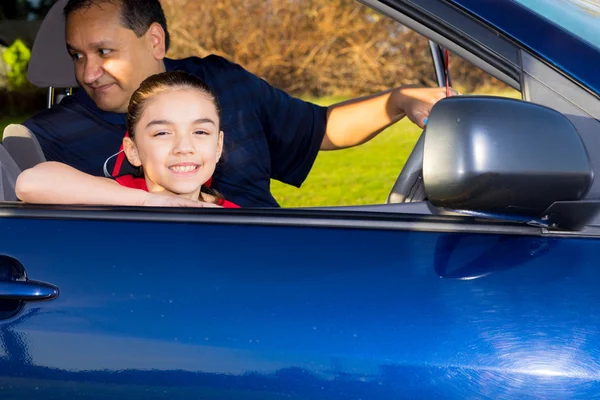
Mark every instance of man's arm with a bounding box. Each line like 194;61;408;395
16;162;212;207
321;86;456;150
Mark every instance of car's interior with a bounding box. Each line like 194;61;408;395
1;0;600;231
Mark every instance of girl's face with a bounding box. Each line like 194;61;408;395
124;89;223;200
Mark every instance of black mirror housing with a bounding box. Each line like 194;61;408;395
423;96;593;216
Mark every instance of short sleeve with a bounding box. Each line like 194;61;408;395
254;75;328;187
115;174;148;191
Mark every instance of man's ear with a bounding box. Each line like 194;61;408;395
216;131;224;162
147;22;166;60
123;137;142;167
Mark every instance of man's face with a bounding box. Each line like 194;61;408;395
65;1;165;113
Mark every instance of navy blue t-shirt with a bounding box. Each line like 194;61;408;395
24;56;328;207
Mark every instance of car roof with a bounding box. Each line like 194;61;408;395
447;0;600;97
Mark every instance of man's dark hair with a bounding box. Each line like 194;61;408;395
64;0;171;51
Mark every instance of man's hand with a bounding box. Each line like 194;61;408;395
322;85;460;150
393;86;459;129
140;193;222;208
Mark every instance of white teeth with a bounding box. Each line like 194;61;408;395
170;165;197;173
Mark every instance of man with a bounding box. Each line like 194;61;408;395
24;0;454;207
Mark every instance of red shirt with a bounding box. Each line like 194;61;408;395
115;175;240;208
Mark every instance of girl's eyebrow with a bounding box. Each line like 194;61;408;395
145;119;172;128
192;118;217;126
145;118;217;128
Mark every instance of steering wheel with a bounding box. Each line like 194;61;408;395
386;128;427;204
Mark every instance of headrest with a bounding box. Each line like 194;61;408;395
27;0;78;88
0;143;22;202
2;124;47;171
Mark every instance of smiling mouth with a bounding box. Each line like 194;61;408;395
90;84;115;92
169;164;200;173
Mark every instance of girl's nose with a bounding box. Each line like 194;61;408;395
173;135;195;155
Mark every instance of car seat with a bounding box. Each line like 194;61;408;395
0;144;22;201
2;124;46;171
27;0;76;107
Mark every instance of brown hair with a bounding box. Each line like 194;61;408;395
126;71;224;203
64;0;171;51
127;71;221;134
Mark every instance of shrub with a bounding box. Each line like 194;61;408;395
161;0;504;96
2;39;31;91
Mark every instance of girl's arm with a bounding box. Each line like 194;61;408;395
16;161;212;207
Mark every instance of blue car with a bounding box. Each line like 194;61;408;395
1;0;600;398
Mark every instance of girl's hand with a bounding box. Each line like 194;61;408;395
140;192;222;208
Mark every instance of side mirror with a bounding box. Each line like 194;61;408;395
423;96;593;216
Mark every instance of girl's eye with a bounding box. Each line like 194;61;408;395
70;53;82;61
153;131;170;137
99;49;112;56
193;130;209;135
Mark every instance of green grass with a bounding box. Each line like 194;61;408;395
271;117;421;207
271;89;521;207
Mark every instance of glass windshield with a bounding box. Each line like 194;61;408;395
513;0;600;50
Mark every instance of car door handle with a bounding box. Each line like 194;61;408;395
0;280;59;301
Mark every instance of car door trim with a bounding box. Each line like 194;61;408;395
358;0;521;89
0;203;546;237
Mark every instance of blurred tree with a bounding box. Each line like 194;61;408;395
25;0;55;19
160;0;506;96
2;38;31;90
0;0;55;20
0;0;27;19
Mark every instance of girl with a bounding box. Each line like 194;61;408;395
16;71;238;208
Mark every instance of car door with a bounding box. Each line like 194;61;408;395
4;0;600;398
2;206;600;399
